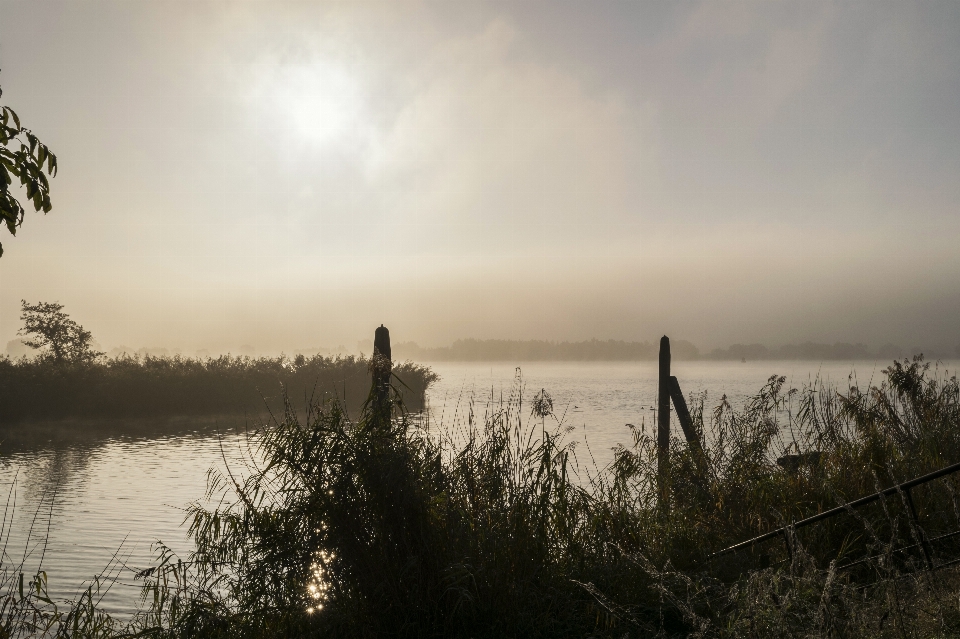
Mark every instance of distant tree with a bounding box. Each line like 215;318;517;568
0;80;57;257
18;300;102;363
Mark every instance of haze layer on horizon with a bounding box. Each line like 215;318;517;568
1;0;959;354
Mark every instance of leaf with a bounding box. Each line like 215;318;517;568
0;196;21;222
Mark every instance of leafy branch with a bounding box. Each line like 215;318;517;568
0;81;57;257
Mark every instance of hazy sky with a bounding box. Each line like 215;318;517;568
1;1;959;354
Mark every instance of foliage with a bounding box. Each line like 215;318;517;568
18;300;103;364
0;82;57;257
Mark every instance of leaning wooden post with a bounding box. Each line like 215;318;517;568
372;325;392;418
658;335;671;509
668;375;708;479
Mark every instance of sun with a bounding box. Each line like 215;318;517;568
250;59;364;147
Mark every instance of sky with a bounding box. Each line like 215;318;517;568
1;0;959;355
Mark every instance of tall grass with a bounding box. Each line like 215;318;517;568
105;356;960;637
0;354;436;424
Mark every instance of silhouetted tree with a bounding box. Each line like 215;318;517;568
18;300;101;363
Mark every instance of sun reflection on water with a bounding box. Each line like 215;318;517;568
306;548;335;613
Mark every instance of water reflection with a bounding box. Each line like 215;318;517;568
306;548;334;613
18;446;94;506
0;417;262;618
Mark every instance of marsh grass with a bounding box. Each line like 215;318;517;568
0;354;436;424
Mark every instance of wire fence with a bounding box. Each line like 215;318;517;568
709;459;960;582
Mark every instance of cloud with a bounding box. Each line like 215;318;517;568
366;19;634;246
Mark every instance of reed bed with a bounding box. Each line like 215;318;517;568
0;354;436;424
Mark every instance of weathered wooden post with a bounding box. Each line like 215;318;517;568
658;335;671;507
668;375;708;477
372;325;392;416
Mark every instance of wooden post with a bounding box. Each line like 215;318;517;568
668;375;708;477
372;325;392;416
658;336;671;507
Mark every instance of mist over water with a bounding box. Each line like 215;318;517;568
424;359;956;464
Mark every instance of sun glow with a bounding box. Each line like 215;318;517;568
249;59;364;147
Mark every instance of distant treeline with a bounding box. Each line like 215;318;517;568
706;342;959;361
393;338;701;361
394;338;959;362
0;354;436;424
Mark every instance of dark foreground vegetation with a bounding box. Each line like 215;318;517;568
0;354;436;423
4;357;960;637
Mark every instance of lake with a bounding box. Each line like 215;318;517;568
0;359;953;617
